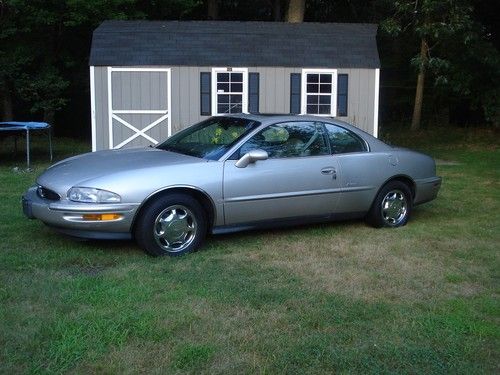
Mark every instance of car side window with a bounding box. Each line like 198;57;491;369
324;123;367;154
239;122;329;159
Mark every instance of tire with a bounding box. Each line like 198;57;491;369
366;181;412;228
134;194;207;256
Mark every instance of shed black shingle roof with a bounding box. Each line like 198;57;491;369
90;20;380;68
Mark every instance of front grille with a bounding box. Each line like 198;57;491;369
37;186;60;201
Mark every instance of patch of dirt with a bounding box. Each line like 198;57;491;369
435;159;461;166
66;264;108;277
59;258;117;277
225;228;486;304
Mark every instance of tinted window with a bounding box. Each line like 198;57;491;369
324;123;367;154
157;117;260;160
239;122;329;159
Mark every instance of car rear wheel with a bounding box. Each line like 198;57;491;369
134;194;207;256
366;181;412;228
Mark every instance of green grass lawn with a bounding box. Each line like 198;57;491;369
1;128;499;374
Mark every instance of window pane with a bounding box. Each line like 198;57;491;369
229;94;241;103
307;84;319;93
306;104;318;114
231;83;243;92
320;74;332;83
318;105;330;114
218;104;230;113
307;74;319;83
307;95;319;104
324;123;366;154
218;94;229;104
239;122;328;158
231;73;243;82
320;84;332;93
217;83;229;92
218;73;229;82
229;104;242;113
319;96;331;105
158;117;261;160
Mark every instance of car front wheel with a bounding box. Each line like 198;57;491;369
366;181;412;228
134;194;207;256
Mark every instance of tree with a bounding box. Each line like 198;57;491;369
0;0;141;125
207;0;218;19
272;0;282;21
382;0;480;130
286;0;305;22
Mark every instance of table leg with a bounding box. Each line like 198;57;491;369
26;129;30;169
48;127;53;161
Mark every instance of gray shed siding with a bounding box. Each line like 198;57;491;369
92;66;377;151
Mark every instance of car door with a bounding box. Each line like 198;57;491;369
323;122;383;213
223;121;341;225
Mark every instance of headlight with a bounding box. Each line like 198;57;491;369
68;187;121;203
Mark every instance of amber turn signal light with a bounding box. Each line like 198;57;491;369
82;213;122;221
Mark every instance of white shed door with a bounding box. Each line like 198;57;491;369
107;68;171;149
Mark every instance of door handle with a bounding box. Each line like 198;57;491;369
321;167;337;179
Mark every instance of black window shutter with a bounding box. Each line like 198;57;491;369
337;74;348;116
290;73;301;114
248;73;260;113
200;72;211;116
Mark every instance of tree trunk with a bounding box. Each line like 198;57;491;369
286;0;305;22
411;38;428;131
207;0;218;20
346;0;359;21
0;80;14;121
273;0;282;21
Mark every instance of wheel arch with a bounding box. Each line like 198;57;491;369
131;185;216;235
379;175;416;200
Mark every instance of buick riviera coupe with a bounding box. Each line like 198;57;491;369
22;115;441;256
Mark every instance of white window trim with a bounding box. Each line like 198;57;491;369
90;66;97;151
301;68;337;117
373;68;380;138
211;67;248;115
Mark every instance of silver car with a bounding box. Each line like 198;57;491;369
22;114;441;256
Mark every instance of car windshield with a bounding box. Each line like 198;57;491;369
157;117;261;160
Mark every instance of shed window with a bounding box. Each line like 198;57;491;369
301;69;337;116
212;68;248;115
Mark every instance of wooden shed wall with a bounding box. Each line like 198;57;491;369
91;66;378;151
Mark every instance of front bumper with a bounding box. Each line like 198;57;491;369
22;186;140;239
414;176;442;205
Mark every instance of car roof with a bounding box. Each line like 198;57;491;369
221;113;354;128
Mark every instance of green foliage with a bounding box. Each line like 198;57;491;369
0;0;498;127
0;0;144;121
380;0;500;124
16;66;70;113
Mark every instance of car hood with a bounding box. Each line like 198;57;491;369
37;147;204;192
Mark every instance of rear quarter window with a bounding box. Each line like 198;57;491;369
324;123;367;154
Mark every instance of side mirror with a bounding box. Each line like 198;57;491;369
235;149;268;168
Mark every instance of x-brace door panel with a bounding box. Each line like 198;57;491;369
107;68;171;149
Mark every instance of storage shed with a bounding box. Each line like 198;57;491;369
89;20;380;151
